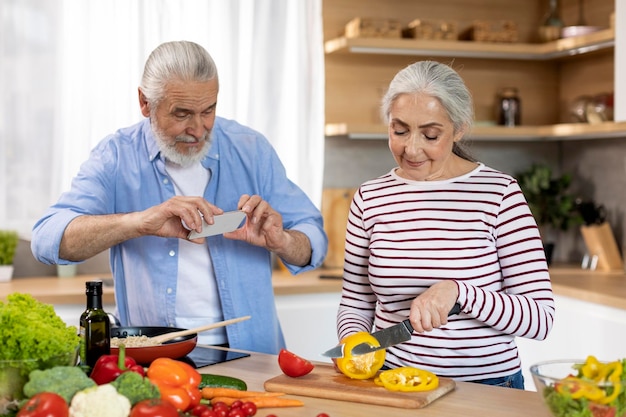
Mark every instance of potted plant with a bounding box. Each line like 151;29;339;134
516;164;582;264
0;230;19;281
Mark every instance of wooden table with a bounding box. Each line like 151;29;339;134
199;349;552;417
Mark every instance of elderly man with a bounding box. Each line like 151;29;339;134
32;41;327;354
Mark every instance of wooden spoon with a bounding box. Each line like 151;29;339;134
150;315;251;345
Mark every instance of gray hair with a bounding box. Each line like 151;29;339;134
140;41;219;106
381;61;475;161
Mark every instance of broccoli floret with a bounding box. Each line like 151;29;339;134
23;366;96;403
110;371;160;406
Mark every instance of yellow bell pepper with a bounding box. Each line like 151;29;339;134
336;332;386;380
556;355;623;405
374;366;439;392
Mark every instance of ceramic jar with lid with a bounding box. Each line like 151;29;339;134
497;87;521;127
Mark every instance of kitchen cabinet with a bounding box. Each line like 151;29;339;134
275;291;340;364
323;0;620;142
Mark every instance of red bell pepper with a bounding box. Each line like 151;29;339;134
90;344;145;385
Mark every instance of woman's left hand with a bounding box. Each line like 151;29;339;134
409;281;459;333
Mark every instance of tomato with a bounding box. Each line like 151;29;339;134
17;393;69;417
241;401;257;417
212;402;229;417
230;400;243;409
589;403;617;417
227;408;246;417
191;404;211;416
335;332;386;380
278;349;315;377
129;398;180;417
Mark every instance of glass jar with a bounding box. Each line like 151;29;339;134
538;0;563;42
497;87;521;127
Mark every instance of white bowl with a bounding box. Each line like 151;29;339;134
561;26;602;38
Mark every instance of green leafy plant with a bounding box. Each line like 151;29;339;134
516;164;582;232
0;230;18;265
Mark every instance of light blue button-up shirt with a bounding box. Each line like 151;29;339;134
32;117;328;354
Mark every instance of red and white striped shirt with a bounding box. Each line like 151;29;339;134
337;163;555;381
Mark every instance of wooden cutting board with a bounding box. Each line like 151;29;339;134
264;364;456;409
321;188;357;268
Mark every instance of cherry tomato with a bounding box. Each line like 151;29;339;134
212;403;229;417
129;398;180;417
278;348;314;377
241;401;257;417
191;404;211;416
200;410;219;417
17;392;69;417
317;414;330;417
228;408;246;417
230;400;243;409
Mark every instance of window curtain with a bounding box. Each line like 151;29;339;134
0;0;325;237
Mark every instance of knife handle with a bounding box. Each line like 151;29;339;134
402;303;462;332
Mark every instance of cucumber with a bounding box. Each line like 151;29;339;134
199;373;248;391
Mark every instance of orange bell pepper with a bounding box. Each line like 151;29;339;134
336;332;386;380
146;357;202;412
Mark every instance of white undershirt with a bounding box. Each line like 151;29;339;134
165;160;227;345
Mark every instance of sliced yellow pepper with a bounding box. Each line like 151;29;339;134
375;366;439;392
556;356;623;405
336;332;386;380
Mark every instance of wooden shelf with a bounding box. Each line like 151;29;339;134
325;121;626;141
325;28;614;60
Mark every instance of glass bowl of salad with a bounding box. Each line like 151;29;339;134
530;357;625;417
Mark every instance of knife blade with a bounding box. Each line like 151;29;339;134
322;303;461;358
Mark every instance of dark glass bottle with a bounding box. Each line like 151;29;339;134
79;280;110;369
497;87;521;127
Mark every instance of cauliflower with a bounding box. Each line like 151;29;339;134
69;384;130;417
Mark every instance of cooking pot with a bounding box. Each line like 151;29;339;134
109;326;198;365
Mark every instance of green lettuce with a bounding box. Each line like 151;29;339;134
0;293;80;374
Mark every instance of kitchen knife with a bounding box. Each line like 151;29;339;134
322;303;461;358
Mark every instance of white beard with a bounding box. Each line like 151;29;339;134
151;119;212;167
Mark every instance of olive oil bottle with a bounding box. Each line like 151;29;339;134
79;280;110;369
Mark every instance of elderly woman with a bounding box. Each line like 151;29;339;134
336;61;554;389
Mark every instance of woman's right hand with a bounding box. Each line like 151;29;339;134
408;280;459;333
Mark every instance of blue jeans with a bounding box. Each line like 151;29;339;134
470;370;525;390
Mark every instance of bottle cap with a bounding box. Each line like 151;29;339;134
85;280;103;295
499;87;519;97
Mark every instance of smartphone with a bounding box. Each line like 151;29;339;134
187;210;246;239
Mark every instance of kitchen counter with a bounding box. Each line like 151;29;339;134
548;265;626;310
0;268;344;305
199;347;552;417
1;265;625;309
